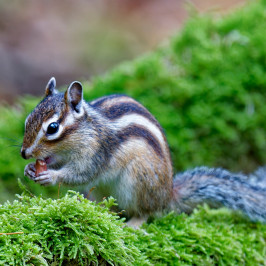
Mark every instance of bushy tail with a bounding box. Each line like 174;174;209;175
248;166;266;189
171;167;266;223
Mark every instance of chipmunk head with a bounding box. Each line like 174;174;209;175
21;77;86;164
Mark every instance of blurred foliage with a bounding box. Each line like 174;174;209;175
0;190;265;265
0;0;265;203
84;0;266;174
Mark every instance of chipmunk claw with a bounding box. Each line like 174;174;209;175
35;170;57;186
24;163;36;181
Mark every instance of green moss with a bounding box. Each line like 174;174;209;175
0;1;265;263
0;190;148;265
0;191;265;265
135;208;266;265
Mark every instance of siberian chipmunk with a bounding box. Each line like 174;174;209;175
22;77;266;223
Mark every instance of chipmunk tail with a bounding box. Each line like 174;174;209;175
170;166;266;223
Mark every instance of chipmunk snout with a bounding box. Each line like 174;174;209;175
21;147;32;160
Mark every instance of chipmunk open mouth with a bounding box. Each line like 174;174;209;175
44;156;53;165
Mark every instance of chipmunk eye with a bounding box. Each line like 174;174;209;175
47;122;59;135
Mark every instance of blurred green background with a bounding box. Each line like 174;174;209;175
0;0;265;202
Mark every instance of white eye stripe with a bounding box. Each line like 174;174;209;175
25;114;30;128
26;107;85;153
63;113;75;126
42;114;59;132
43;114;63;140
26;128;44;155
46;125;63;140
27;115;59;150
43;113;77;140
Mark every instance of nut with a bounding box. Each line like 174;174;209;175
35;159;47;177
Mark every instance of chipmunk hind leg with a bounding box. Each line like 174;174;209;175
126;216;149;229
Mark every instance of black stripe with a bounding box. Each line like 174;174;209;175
116;124;163;158
102;102;163;129
90;124;164;178
58;109;68;124
91;95;164;134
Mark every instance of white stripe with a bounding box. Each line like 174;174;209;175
26;129;44;155
25;104;88;156
26;114;60;154
25;114;30;128
100;96;136;109
112;113;165;146
42;114;62;141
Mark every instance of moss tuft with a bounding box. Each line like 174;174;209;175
0;191;147;265
0;191;265;265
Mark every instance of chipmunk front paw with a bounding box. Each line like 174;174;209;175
34;169;59;186
24;163;36;181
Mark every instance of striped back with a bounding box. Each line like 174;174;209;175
90;94;173;179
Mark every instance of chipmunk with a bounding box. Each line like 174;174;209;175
21;77;266;223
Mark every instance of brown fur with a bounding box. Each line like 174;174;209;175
22;79;265;223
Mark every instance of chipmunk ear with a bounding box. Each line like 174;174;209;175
45;77;57;96
65;81;83;112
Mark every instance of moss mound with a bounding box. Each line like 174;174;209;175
0;190;147;265
136;208;265;265
0;191;265;265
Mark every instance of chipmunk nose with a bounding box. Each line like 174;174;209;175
21;148;27;159
21;146;34;159
21;147;33;159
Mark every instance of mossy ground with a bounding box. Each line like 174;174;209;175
0;189;147;266
0;0;265;264
0;190;265;265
